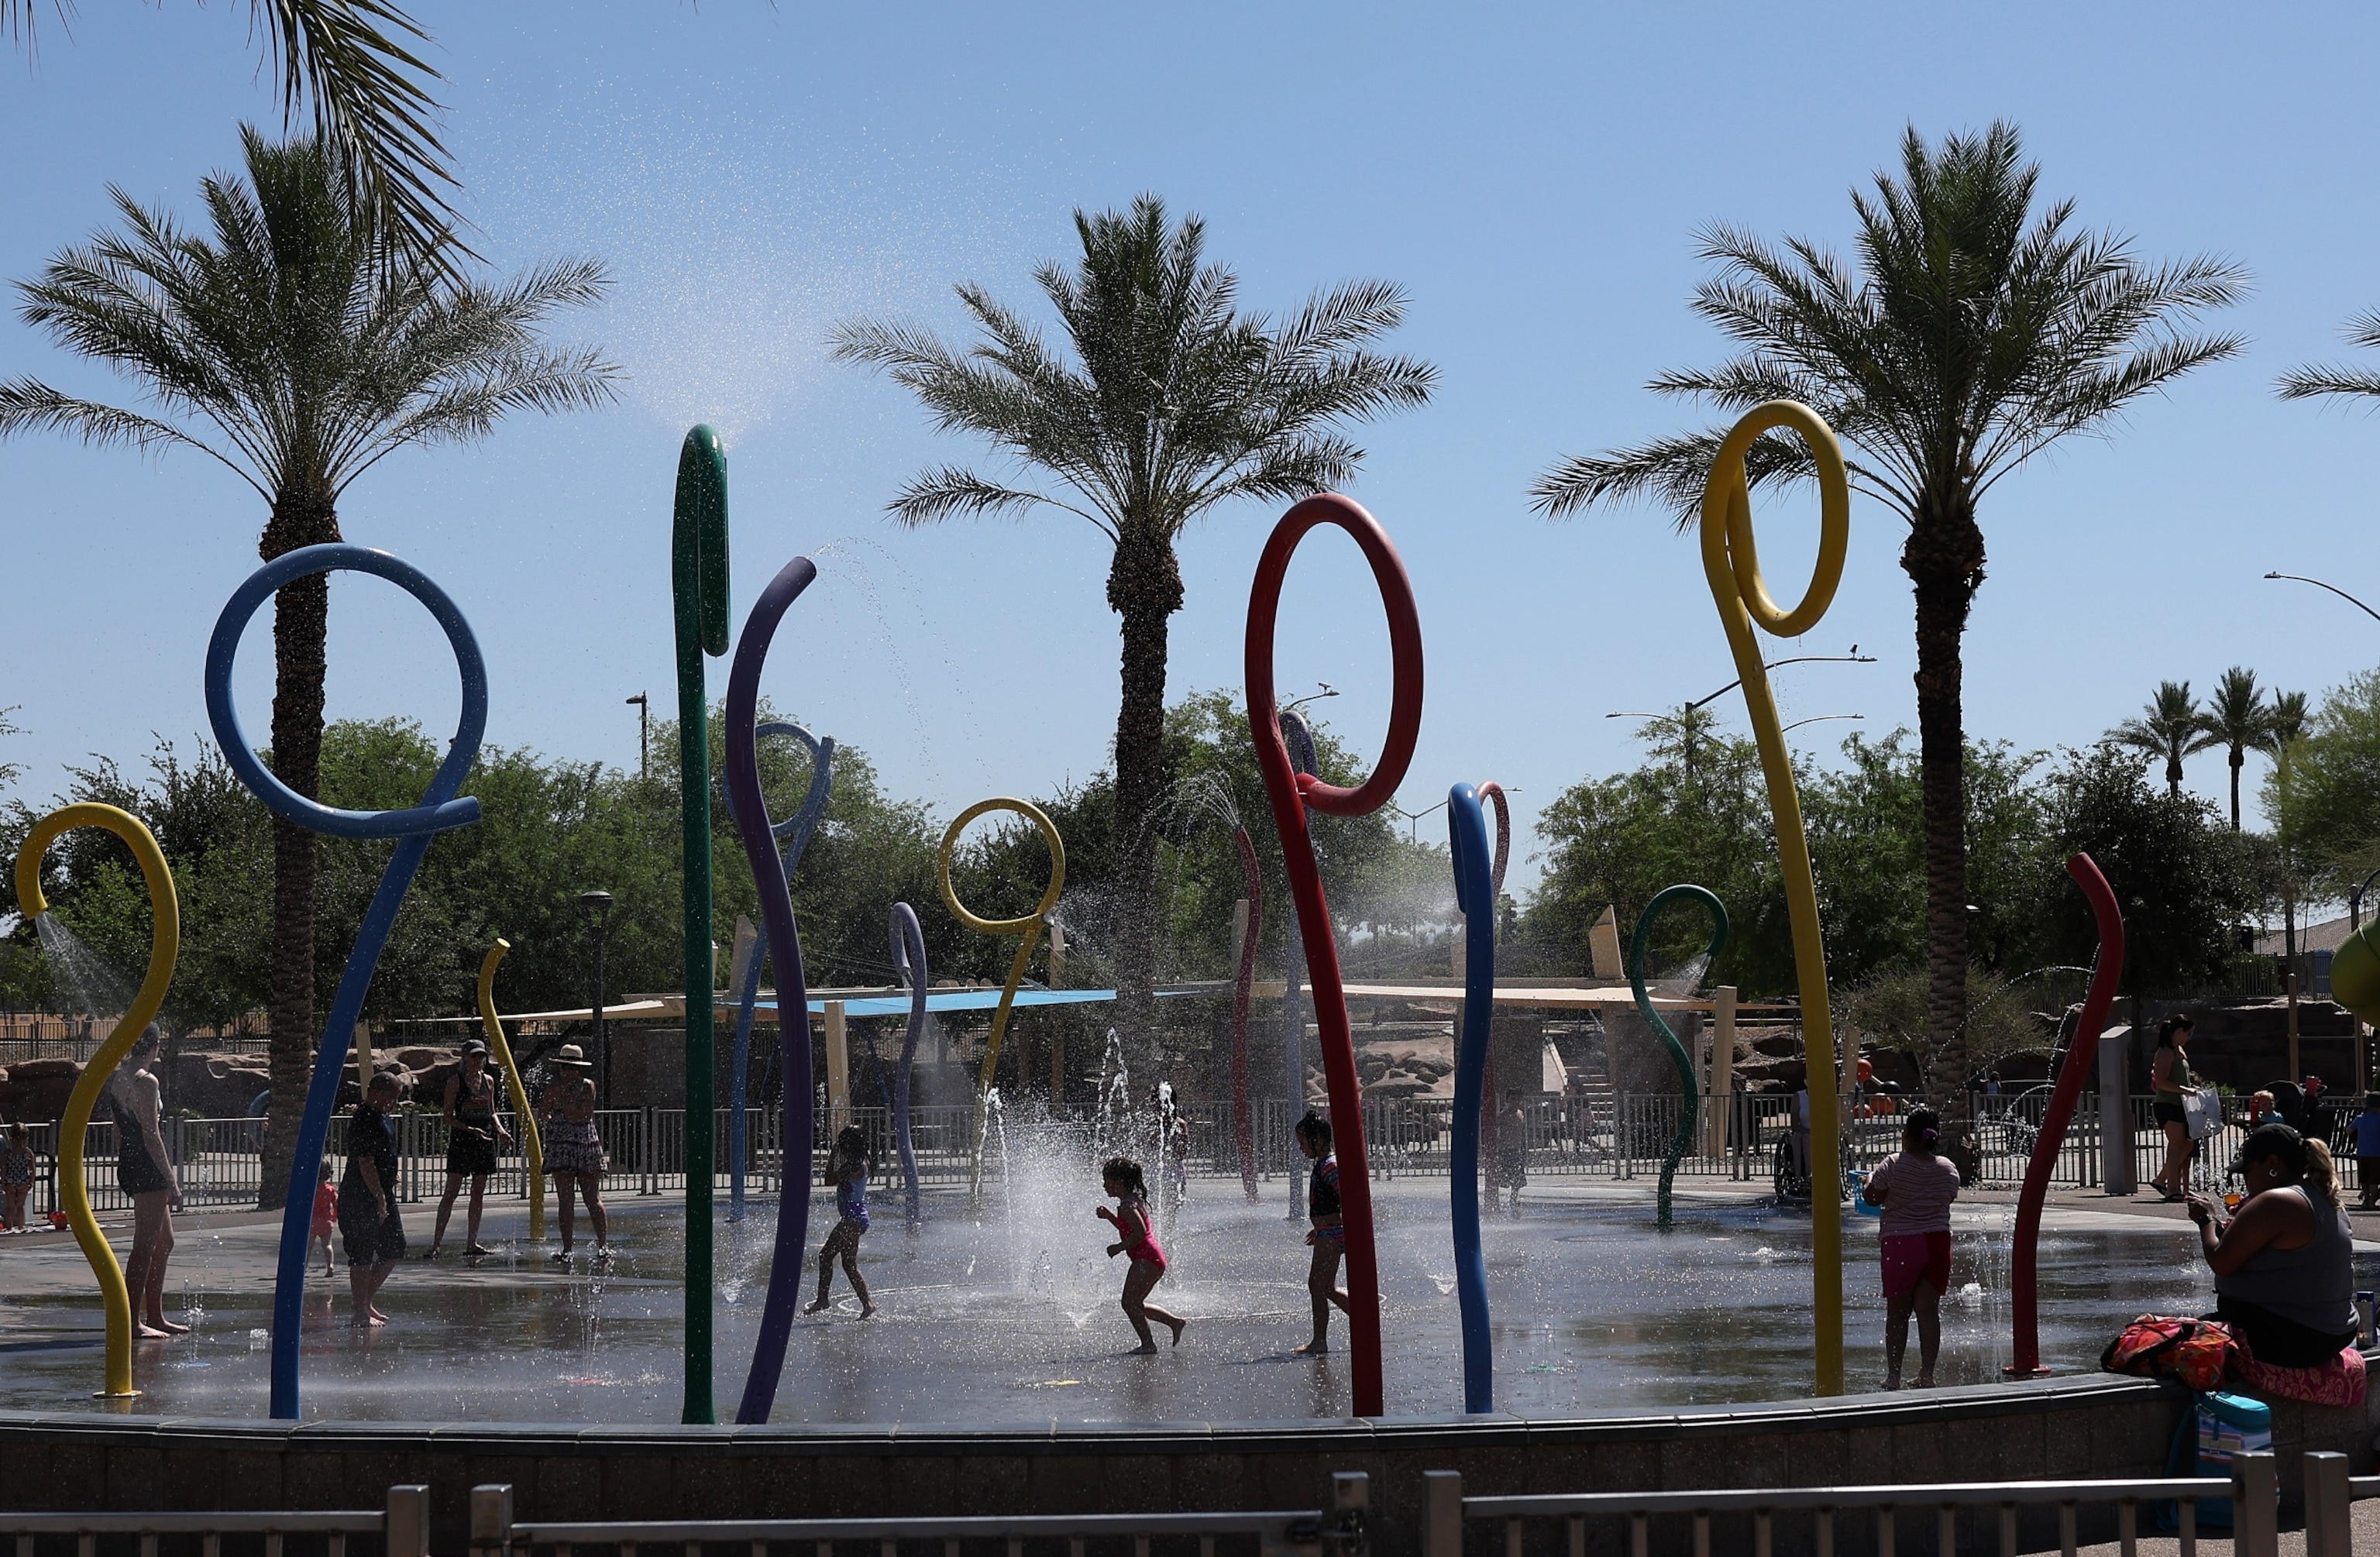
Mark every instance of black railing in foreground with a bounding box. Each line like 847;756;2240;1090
1422;1454;2292;1557
0;1486;426;1557
470;1471;1368;1557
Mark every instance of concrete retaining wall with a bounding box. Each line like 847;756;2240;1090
5;1367;2375;1556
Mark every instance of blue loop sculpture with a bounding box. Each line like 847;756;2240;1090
889;901;928;1229
723;552;821;1426
1445;782;1496;1414
730;721;833;1221
204;544;486;1421
1626;884;1731;1228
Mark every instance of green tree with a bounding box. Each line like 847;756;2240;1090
2267;673;2380;903
2111;680;2217;799
1528;122;2244;1139
5;0;460;267
831;194;1434;1044
0;129;616;1206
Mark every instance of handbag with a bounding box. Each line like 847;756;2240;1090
2183;1087;2224;1141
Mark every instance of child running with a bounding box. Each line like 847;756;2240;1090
310;1158;339;1276
1862;1105;1961;1389
805;1125;875;1317
1291;1110;1352;1354
1097;1155;1185;1352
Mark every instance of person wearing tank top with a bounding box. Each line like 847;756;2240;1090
2188;1122;2360;1368
1291;1110;1352;1356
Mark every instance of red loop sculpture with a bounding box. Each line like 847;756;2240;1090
1244;493;1424;1419
2009;852;2125;1377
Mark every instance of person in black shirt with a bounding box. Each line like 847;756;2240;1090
339;1072;406;1326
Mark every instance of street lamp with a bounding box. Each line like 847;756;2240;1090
624;693;649;782
2264;572;2380;627
580;889;615;1104
1783;713;1866;734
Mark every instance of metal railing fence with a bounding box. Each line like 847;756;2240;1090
5;1092;2285;1218
1424;1455;2289;1557
470;1472;1366;1557
0;1486;426;1557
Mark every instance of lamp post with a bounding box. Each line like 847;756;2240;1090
580;889;615;1104
1608;651;1875;775
2265;572;2380;627
2353;867;2380;1091
625;693;649;782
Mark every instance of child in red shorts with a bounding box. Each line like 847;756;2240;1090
310;1159;339;1277
1863;1107;1960;1390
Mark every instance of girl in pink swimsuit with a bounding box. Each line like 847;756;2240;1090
1098;1156;1186;1352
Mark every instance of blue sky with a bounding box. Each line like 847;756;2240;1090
5;4;2377;897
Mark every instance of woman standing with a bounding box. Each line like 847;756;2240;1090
338;1071;407;1326
428;1040;511;1259
2150;1015;2199;1201
109;1033;184;1338
536;1044;609;1261
2186;1122;2359;1366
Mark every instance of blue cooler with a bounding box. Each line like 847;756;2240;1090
2190;1392;2272;1528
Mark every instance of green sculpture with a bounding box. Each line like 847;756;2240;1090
1627;884;1729;1228
672;424;731;1424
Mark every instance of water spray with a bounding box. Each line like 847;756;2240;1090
722;552;824;1426
12;804;179;1400
205;543;486;1421
1698;400;1850;1396
1245;493;1424;1420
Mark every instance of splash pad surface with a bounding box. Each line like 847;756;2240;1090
0;1180;2229;1425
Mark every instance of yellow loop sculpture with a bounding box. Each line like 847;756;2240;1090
12;804;180;1399
476;939;545;1243
936;797;1065;1199
1699;400;1851;1397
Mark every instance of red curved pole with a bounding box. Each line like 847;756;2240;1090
2009;851;2125;1377
1246;493;1424;1419
1475;782;1510;1188
1231;825;1263;1202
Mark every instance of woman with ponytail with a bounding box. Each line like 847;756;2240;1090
2188;1122;2359;1368
1863;1106;1960;1389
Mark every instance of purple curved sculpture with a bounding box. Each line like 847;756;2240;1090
731;722;833;1221
723;552;820;1426
889;902;928;1228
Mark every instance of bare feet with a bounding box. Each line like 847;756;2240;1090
860;1303;878;1318
350;1315;375;1329
1293;1339;1329;1355
803;1299;830;1315
466;1245;493;1258
150;1318;191;1336
135;1323;174;1340
1911;1373;1935;1389
1166;1316;1187;1347
1883;1375;1902;1391
1130;1341;1160;1355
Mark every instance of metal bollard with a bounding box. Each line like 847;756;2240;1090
384;1487;429;1557
1329;1471;1369;1557
2231;1450;2279;1557
469;1485;514;1557
1421;1471;1461;1557
2303;1451;2352;1557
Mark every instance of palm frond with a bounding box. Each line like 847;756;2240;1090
0;379;261;494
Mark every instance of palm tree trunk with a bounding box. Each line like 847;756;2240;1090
1107;520;1183;1051
256;486;341;1211
2166;750;2183;799
1906;497;1983;1170
2229;748;2243;830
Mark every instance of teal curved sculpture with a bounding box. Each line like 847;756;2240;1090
1626;884;1729;1228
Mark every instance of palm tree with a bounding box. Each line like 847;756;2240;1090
2112;681;2218;799
2279;313;2380;404
5;0;459;269
2261;689;2313;971
1529;123;2244;1145
0;127;617;1207
832;194;1434;1035
2198;667;2271;829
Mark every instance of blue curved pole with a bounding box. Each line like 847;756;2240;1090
724;552;822;1426
205;545;486;1421
889;902;927;1228
730;724;833;1221
1626;885;1731;1229
1445;782;1495;1414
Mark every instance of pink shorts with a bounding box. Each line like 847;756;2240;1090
1881;1231;1952;1299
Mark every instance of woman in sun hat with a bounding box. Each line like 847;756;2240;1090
536;1043;608;1260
